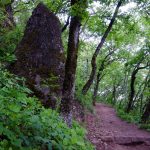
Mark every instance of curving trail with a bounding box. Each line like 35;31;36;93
86;103;150;150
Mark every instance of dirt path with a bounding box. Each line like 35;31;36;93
86;103;150;150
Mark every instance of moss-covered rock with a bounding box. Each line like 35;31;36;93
10;3;65;108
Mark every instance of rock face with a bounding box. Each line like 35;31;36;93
10;3;65;108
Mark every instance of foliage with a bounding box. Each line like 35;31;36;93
0;26;23;63
0;70;94;150
75;42;95;111
70;0;89;21
116;106;150;131
0;0;11;6
140;124;150;132
43;0;69;14
116;107;141;124
75;82;93;112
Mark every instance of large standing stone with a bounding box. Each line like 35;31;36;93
10;3;65;108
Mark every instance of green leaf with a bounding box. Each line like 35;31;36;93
8;104;21;113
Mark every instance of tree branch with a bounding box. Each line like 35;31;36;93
61;16;70;32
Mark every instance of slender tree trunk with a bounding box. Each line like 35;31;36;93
93;73;101;106
141;76;150;122
112;85;116;105
141;98;150;123
126;70;137;113
82;0;122;94
92;73;105;106
92;51;115;106
139;73;150;114
92;61;105;106
60;0;82;127
126;65;148;113
140;94;144;114
123;70;129;101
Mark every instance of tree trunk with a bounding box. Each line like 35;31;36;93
60;0;81;127
112;85;116;105
93;73;101;106
82;0;122;94
141;76;150;123
126;64;148;113
92;60;105;106
126;66;139;113
141;98;150;123
92;51;114;106
139;73;150;114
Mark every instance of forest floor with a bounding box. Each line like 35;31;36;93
85;103;150;150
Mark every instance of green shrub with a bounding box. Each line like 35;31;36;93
0;26;23;63
140;124;150;131
117;108;150;131
116;107;140;124
75;77;94;112
75;88;93;112
0;70;94;150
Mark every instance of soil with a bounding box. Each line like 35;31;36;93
86;103;150;150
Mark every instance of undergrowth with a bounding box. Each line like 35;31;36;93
116;105;150;131
0;70;94;150
75;79;94;112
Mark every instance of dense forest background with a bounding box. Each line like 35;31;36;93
0;0;149;149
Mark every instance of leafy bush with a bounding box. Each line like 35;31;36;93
117;107;150;131
75;85;93;112
75;73;94;112
0;26;23;63
140;124;150;131
116;107;141;124
0;70;94;150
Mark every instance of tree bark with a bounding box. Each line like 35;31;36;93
82;0;122;94
60;0;81;127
